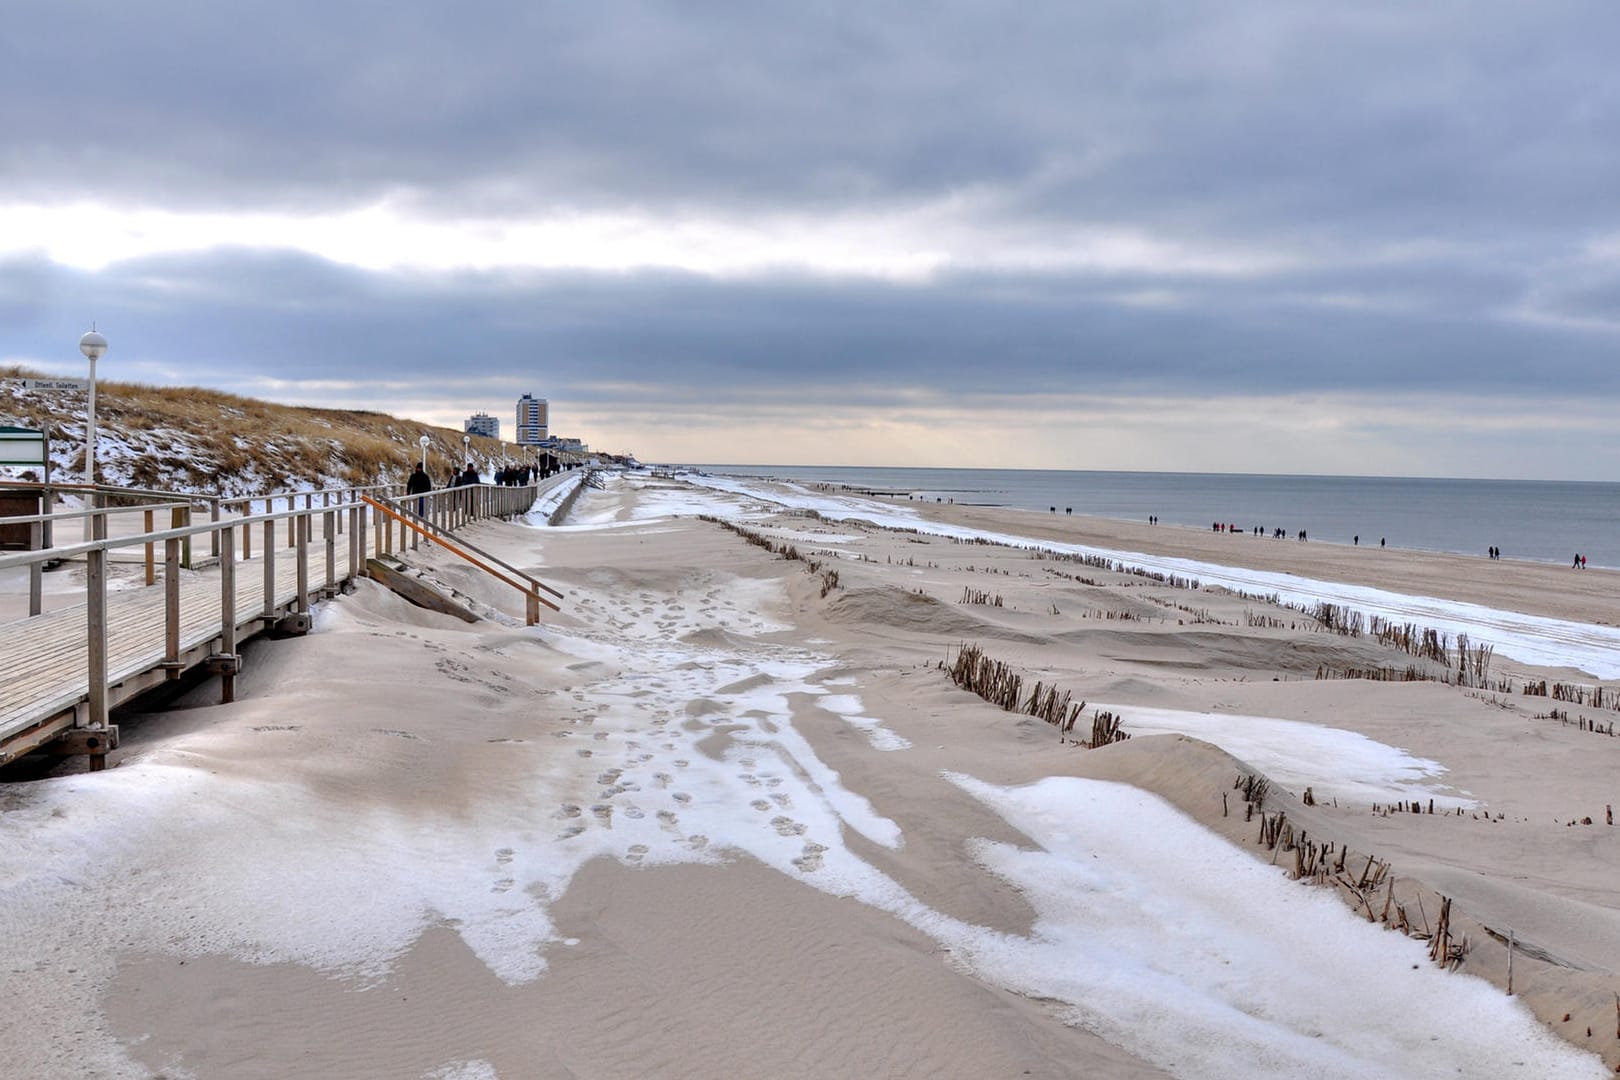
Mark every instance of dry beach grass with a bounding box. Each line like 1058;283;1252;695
2;366;512;492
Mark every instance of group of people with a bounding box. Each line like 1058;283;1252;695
1212;522;1317;542
1574;553;1588;569
489;464;534;486
1205;521;1392;548
404;460;549;496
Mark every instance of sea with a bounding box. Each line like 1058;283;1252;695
689;465;1620;570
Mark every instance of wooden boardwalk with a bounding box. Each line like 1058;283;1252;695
0;475;566;768
0;549;317;765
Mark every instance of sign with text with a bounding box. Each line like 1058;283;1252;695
22;378;87;391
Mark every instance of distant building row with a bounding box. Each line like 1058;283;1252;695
464;394;588;453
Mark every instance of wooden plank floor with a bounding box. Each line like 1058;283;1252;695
0;549;347;749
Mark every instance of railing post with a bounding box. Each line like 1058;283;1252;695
220;524;238;703
296;512;310;613
243;502;253;560
86;513;109;769
144;508;156;585
359;500;370;563
263;520;276;620
176;505;194;569
164;532;181;678
324;509;336;593
28;521;42;616
347;504;358;578
209;497;221;559
286;495;296;548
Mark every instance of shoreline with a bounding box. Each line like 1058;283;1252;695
775;478;1620;634
690;463;1620;570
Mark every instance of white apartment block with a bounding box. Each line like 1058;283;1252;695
464;411;500;438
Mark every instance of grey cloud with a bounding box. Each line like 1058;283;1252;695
3;251;1614;419
6;0;1620;474
8;0;1617;243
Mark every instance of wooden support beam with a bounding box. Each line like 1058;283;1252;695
48;726;120;757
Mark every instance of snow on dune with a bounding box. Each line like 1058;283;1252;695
946;773;1600;1079
1099;704;1475;809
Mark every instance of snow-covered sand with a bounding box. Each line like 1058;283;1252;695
2;472;1617;1078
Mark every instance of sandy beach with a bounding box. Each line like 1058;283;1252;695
4;470;1619;1078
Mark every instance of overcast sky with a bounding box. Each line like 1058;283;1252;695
4;2;1619;477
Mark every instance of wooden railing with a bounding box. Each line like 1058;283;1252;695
0;475;558;768
364;493;563;625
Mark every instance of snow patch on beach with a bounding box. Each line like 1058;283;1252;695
1100;704;1474;808
424;1061;498;1080
687;473;1620;679
941;773;1600;1079
816;693;912;751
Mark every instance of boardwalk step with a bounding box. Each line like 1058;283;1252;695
365;559;480;623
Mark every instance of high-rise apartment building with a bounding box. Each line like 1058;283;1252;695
515;394;549;445
464;411;500;438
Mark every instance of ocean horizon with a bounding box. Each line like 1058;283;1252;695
688;464;1620;571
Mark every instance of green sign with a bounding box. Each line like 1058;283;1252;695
0;427;47;467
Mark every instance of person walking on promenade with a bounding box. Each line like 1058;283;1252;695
406;463;432;516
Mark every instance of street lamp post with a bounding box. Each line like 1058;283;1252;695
462;435;471;473
79;330;108;485
78;330;108;542
418;434;430;470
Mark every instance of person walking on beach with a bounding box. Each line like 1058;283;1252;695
1575;553;1582;569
